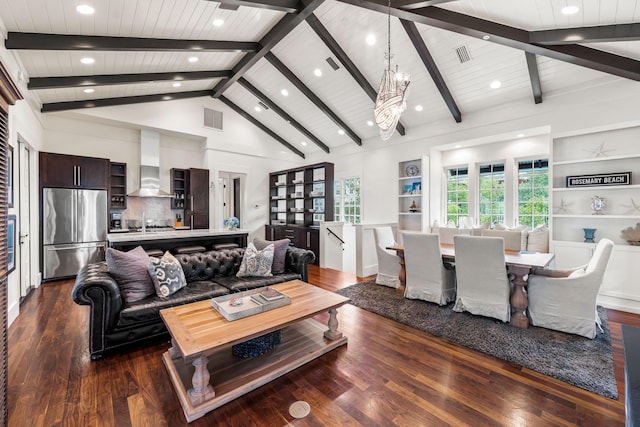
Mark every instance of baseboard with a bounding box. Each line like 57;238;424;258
362;264;377;278
597;295;640;315
8;300;19;327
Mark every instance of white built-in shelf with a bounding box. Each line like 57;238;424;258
399;212;422;216
399;175;422;181
399;194;422;198
553;184;640;192
553;214;640;219
553;153;640;166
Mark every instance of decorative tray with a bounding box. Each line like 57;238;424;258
211;287;291;321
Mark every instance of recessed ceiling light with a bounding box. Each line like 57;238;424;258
338;129;345;135
80;57;95;65
314;68;322;77
212;19;224;27
415;105;423;112
76;4;95;15
254;106;261;112
188;56;198;63
281;89;289;96
561;5;579;15
301;141;307;146
482;35;490;40
490;80;502;89
83;88;95;93
517;133;525;138
172;82;181;88
455;144;462;148
162;96;172;100
366;120;374;126
366;34;376;46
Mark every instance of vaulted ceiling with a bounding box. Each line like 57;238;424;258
0;0;638;158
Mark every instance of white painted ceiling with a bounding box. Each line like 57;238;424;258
0;0;638;156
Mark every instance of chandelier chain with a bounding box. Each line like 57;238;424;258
387;0;391;71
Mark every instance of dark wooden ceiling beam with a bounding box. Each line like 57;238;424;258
238;77;330;153
306;13;407;136
219;96;305;158
265;52;362;146
400;19;461;122
41;90;211;112
29;70;232;90
525;52;542;104
396;0;459;11
530;23;640;45
211;0;325;97
337;0;640;82
6;32;258;52
205;0;300;13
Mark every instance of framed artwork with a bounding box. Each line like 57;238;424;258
7;145;13;208
7;215;15;274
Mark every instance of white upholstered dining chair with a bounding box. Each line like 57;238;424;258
527;238;614;338
373;227;401;288
452;235;511;322
402;231;456;305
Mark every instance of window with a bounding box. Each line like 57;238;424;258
334;177;361;224
517;159;549;228
478;163;505;225
446;167;468;226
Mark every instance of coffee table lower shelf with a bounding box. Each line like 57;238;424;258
162;318;348;422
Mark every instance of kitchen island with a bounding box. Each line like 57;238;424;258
107;228;248;253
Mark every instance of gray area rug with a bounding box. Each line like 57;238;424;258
337;280;618;399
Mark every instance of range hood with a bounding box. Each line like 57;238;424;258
127;129;173;198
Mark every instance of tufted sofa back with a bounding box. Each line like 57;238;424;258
174;248;246;282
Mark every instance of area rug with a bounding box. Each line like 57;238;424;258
336;280;618;399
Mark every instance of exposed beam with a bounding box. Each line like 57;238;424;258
265;52;362;146
530;23;640;45
205;0;300;13
400;19;461;123
306;13;406;136
525;52;542;104
395;0;459;11
238;77;330;153
219;96;306;158
211;0;325;97
41;90;211;113
337;0;640;82
6;32;258;52
29;70;232;90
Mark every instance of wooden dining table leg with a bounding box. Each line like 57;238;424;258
508;265;532;328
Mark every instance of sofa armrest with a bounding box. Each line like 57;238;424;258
72;261;122;334
285;246;316;282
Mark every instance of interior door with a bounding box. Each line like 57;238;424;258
18;141;31;297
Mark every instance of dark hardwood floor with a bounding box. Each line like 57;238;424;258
8;265;637;426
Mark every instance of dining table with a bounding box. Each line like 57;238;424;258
387;243;555;329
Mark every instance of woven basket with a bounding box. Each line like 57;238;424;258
232;330;282;358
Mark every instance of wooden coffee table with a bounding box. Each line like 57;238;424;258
160;280;350;422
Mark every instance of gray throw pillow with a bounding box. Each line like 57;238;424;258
254;237;290;274
149;251;188;297
105;246;155;303
237;242;274;277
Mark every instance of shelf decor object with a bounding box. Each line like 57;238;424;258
583;228;597;243
621;223;640;246
591;195;606;214
582;142;615;158
405;163;420;177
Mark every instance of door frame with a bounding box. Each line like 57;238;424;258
17;135;33;300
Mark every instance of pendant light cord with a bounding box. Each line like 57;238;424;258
387;0;391;71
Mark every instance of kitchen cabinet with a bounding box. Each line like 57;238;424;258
170;168;187;209
109;162;127;210
40;152;109;190
171;167;209;229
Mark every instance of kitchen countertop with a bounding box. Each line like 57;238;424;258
107;228;249;243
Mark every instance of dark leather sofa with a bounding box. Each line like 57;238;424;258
72;246;315;360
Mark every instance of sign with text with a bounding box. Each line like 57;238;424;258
566;172;632;187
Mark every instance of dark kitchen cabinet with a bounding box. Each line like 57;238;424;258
109;162;127;209
170;168;209;229
40;152;109;190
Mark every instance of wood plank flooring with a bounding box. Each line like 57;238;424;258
7;266;636;426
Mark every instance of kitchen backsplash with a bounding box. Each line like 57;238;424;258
120;197;182;224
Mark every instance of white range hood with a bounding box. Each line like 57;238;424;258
127;129;172;198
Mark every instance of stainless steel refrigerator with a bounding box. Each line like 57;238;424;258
43;188;108;280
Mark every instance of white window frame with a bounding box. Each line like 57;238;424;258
334;175;361;225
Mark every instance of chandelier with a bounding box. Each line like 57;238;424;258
374;0;410;140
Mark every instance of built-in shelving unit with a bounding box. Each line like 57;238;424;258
398;156;429;233
109;162;127;210
170;168;188;209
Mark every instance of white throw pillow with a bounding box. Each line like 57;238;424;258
236;242;274;277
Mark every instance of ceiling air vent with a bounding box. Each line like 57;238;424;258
204;107;223;130
326;57;340;71
455;45;472;64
